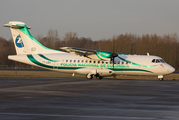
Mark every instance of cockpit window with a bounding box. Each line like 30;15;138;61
152;59;165;63
159;59;165;63
152;59;155;63
156;59;160;63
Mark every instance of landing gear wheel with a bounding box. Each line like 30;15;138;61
86;74;93;79
96;76;103;79
86;76;93;79
159;78;163;81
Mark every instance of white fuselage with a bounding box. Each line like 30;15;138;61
8;52;175;77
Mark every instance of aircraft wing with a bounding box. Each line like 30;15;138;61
60;47;114;61
61;47;96;57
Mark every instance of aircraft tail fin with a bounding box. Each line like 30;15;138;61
3;21;61;55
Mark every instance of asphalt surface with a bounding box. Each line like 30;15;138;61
0;77;178;120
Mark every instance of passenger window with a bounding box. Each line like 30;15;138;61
102;61;104;64
66;60;68;62
89;61;91;63
94;61;96;63
122;61;124;64
98;61;100;64
78;60;80;63
126;62;128;64
74;60;76;63
70;60;72;63
106;62;108;64
86;60;88;63
81;60;84;63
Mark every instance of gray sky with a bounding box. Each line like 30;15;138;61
0;0;179;40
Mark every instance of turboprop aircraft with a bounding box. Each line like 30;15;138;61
4;21;175;80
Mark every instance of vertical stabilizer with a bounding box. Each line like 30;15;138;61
3;21;61;55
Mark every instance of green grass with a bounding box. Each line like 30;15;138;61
0;70;177;80
0;70;84;78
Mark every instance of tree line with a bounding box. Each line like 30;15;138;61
0;29;179;70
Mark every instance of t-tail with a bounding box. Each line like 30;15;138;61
3;21;61;55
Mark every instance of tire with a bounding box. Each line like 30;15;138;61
159;78;163;81
86;74;93;79
96;76;103;79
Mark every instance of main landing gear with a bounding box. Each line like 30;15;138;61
86;73;93;79
86;73;103;79
96;76;103;79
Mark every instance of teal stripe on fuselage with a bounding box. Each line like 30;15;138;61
27;54;153;73
38;54;59;62
96;53;105;61
27;54;82;70
118;56;157;68
108;68;153;73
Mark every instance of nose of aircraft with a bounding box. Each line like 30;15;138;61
167;65;175;73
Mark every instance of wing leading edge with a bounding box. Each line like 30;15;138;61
60;47;115;61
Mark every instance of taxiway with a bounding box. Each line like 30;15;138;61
0;77;178;120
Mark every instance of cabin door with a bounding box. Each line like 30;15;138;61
53;61;58;69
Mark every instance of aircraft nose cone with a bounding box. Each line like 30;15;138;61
171;67;175;73
168;65;175;73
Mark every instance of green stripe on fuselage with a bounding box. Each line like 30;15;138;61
96;53;105;61
27;54;82;70
118;56;157;68
108;68;153;73
27;54;153;73
38;54;59;62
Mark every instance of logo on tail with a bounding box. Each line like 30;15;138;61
15;34;24;48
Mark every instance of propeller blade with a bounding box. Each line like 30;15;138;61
113;56;114;70
109;53;118;58
112;40;117;70
113;40;114;53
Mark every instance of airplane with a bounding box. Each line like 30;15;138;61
3;21;175;81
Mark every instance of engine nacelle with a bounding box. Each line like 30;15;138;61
97;68;114;76
75;67;115;79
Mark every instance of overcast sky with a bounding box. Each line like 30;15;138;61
0;0;179;40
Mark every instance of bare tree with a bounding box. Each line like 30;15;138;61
63;32;78;47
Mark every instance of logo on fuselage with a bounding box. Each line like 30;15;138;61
15;34;24;48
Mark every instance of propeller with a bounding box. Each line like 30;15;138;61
109;40;118;70
109;40;118;79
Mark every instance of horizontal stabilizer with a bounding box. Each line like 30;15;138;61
3;21;31;29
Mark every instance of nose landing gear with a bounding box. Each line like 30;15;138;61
158;75;163;81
